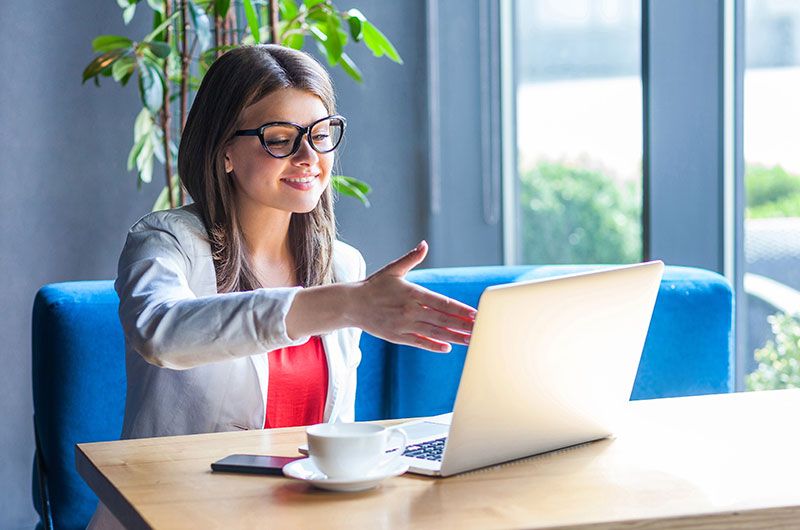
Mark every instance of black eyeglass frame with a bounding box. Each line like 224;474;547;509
233;115;346;159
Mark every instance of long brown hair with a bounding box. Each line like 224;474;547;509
179;45;337;293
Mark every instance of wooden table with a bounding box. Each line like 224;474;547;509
77;389;800;529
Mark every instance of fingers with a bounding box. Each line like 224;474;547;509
413;322;471;346
400;333;452;353
414;304;474;333
413;289;477;322
374;240;429;278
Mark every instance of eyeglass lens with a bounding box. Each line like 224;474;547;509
262;118;344;157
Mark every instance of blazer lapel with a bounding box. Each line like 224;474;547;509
321;332;343;422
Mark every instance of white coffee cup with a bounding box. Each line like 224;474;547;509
306;423;408;480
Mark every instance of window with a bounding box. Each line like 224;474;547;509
513;0;642;265
742;0;800;391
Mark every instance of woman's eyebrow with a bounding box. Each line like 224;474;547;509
252;115;330;126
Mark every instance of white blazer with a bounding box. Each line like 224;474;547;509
88;203;365;529
117;203;366;438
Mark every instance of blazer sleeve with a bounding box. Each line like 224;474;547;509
115;216;309;370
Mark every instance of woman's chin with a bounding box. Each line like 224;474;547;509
293;203;319;214
288;194;324;214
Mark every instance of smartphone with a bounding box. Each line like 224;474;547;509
210;454;303;475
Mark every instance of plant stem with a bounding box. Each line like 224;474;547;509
269;0;280;44
180;1;188;131
222;5;229;47
283;4;322;31
214;1;222;54
230;6;238;45
179;0;189;205
162;0;176;209
280;28;305;41
225;9;232;46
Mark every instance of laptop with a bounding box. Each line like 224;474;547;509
302;261;664;477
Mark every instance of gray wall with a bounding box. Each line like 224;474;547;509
1;2;157;528
329;2;431;270
334;1;504;270
0;1;432;527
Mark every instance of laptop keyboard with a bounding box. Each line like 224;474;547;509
403;437;447;461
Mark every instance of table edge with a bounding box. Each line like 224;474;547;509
75;443;152;530
551;504;800;530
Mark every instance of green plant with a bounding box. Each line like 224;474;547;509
746;312;800;390
746;164;800;219
519;161;642;264
83;0;402;210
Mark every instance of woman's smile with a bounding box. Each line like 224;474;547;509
281;173;318;191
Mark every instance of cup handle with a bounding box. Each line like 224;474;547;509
379;427;408;469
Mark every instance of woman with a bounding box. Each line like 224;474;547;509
88;44;474;528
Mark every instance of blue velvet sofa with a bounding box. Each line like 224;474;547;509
31;265;733;530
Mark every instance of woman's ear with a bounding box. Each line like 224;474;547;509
224;151;234;173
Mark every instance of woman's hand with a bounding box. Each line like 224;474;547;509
349;241;476;353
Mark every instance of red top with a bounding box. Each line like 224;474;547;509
264;336;329;429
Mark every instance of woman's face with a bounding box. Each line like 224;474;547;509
224;87;334;215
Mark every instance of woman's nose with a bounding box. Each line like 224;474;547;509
291;136;319;166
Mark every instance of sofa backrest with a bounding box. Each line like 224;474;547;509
356;265;734;419
32;282;126;530
31;265;733;529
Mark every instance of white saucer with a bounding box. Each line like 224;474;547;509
282;458;409;492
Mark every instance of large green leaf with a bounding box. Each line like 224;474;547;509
120;71;135;86
278;13;307;50
127;134;147;172
188;0;213;52
362;21;403;64
152;174;182;211
123;3;137;24
304;0;327;8
144;40;171;58
309;22;326;39
150;7;165;42
339;52;362;83
347;15;362;42
112;54;136;82
280;0;298;19
332;175;371;206
283;32;304;50
138;59;164;114
92;35;133;53
215;0;231;18
128;98;155;172
133;107;152;141
242;0;261;43
307;11;329;24
324;15;343;65
150;127;166;164
136;133;155;184
146;0;164;13
82;49;127;83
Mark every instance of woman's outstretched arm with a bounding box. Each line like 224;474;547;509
286;241;475;353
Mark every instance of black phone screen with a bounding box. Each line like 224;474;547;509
210;454;303;475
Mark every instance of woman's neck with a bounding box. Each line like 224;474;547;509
236;199;295;286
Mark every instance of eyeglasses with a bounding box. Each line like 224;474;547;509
233;115;346;159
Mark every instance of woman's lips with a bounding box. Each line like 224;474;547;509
281;175;317;191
